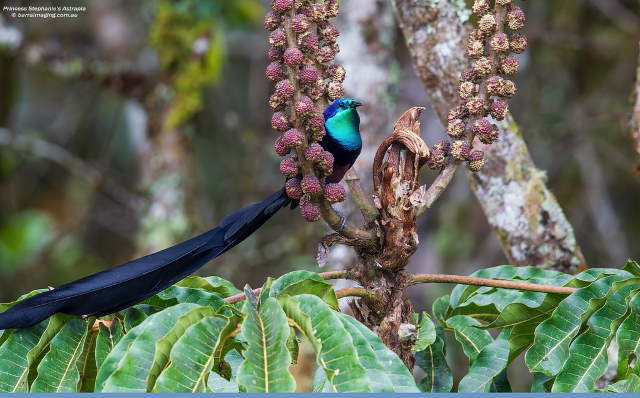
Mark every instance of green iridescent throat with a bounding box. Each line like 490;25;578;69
325;108;361;150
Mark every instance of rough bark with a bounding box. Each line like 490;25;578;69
391;0;586;273
632;41;640;173
349;108;429;369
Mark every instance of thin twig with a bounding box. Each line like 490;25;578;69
417;160;460;216
410;273;577;295
335;287;379;301
343;169;379;223
319;270;350;280
225;288;262;304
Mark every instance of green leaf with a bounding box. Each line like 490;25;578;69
484;291;564;329
154;315;239;392
31;319;88;392
312;366;333;393
551;284;640;392
277;295;320;353
338;313;419;392
617;291;640;379
412;312;436;352
569;267;632;286
623;260;640;277
95;304;215;392
282;294;371;392
0;314;67;392
258;277;275;304
94;318;124;371
286;327;299;364
446;315;493;362
415;326;452;392
203;276;241;296
458;327;512;392
432;295;451;323
121;307;149;332
156;285;227;308
244;285;259;309
77;325;98;392
207;350;242;392
450;265;572;309
177;275;234;296
531;372;554;392
270;270;338;309
525;274;628;375
605;374;640;392
507;321;537;362
237;297;295;392
490;370;512;392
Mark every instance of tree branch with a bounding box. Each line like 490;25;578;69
417;160;460;215
410;273;576;295
335;287;380;301
391;0;586;273
343;169;379;223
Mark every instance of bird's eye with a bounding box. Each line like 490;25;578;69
340;102;347;109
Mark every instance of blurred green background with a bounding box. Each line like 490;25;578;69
0;0;639;390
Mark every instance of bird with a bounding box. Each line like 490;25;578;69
0;98;362;330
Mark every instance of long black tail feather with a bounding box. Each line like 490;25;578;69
0;188;291;329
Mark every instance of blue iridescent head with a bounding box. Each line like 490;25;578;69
323;98;362;120
323;98;362;151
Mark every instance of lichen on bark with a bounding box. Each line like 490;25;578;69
391;0;586;273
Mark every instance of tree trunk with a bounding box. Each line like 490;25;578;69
391;0;586;273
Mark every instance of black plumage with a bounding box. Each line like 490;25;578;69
0;98;362;330
0;189;290;329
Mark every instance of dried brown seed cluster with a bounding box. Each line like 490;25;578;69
428;0;527;173
264;0;346;221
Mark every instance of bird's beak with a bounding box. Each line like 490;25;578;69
352;101;362;108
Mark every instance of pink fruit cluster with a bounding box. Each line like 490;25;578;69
264;0;347;221
429;0;528;173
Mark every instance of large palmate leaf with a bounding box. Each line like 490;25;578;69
415;326;452;392
525;274;628;375
279;294;370;392
237;297;295;392
154;314;241;392
0;314;67;392
551;283;640;392
31;319;88;392
458;327;512;392
95;304;217;392
446;315;493;362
